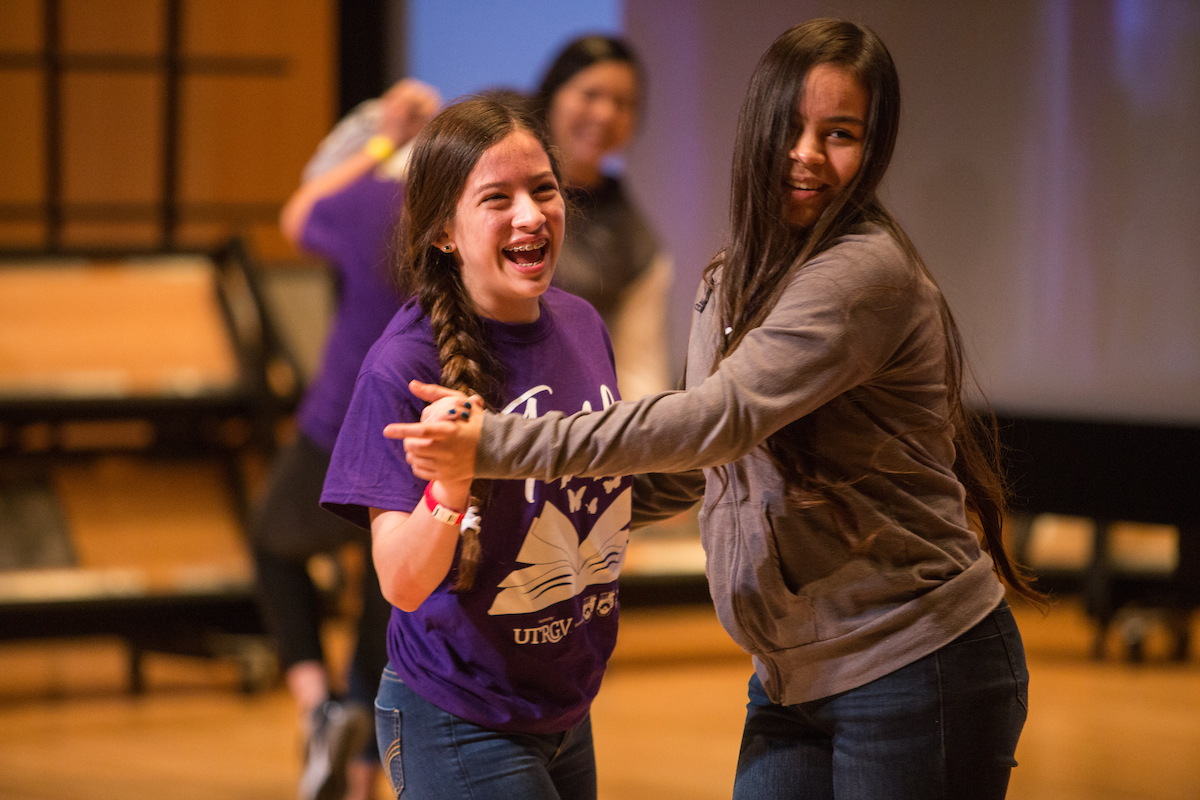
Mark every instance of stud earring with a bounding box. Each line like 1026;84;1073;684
442;244;454;253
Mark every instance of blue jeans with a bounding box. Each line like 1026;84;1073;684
374;666;597;800
733;600;1029;800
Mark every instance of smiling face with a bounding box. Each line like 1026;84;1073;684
439;129;565;323
547;60;639;187
783;63;869;230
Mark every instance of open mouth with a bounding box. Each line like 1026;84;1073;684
503;239;548;268
786;178;827;195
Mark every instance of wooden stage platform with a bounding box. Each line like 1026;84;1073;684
0;598;1198;800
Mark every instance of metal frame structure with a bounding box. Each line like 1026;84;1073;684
999;414;1200;661
0;238;302;691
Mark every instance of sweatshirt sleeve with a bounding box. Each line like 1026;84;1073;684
630;469;705;529
475;232;923;481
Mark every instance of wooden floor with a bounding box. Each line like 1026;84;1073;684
0;598;1198;800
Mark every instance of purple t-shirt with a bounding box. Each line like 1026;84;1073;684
297;173;405;451
321;287;632;734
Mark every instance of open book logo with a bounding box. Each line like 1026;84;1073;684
487;488;631;616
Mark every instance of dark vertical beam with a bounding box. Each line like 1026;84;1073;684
337;0;387;116
385;0;407;85
161;0;183;249
43;0;62;250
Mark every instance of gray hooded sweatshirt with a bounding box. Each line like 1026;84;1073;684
474;223;1006;705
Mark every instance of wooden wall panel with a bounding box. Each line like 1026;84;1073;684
59;0;163;53
61;75;162;191
60;72;163;248
180;0;336;260
0;72;45;247
0;0;335;260
0;2;44;246
0;0;41;49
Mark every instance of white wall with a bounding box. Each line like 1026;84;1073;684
623;0;1200;425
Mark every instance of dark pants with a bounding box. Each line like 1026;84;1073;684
251;433;391;716
733;601;1029;800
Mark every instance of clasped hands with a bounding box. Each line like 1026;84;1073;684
384;381;483;482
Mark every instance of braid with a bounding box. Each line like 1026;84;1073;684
414;253;503;593
425;268;502;403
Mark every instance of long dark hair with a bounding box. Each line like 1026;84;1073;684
706;19;1040;603
399;92;560;592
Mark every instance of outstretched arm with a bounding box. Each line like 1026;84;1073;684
388;237;923;485
389;381;706;525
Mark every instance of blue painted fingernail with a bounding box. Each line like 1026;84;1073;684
460;411;470;422
463;400;472;409
446;408;457;417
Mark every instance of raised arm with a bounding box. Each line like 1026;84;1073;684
280;78;439;246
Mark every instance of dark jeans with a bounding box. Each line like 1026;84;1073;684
251;433;391;720
733;600;1029;800
374;666;597;800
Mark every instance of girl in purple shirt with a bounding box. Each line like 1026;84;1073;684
322;94;630;800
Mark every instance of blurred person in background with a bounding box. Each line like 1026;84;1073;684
533;34;673;400
315;35;673;400
254;78;439;800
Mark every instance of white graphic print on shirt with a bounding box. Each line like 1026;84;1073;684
488;486;630;616
502;384;618;503
488;382;628;629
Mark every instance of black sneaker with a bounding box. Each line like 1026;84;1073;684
298;699;372;800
